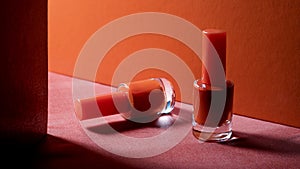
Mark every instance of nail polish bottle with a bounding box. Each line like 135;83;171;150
192;29;234;142
75;78;176;123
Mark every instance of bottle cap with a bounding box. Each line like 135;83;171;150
201;29;226;86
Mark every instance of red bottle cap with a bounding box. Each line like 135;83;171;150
201;29;226;86
75;92;131;121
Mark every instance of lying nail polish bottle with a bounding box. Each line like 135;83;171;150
192;29;234;142
75;78;176;123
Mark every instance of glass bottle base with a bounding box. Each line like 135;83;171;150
192;120;232;142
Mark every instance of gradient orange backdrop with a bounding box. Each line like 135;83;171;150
48;0;300;127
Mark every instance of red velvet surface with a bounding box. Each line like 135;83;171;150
9;72;298;169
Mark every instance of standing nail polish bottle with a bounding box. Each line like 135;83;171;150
192;29;234;142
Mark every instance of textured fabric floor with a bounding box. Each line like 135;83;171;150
24;72;299;169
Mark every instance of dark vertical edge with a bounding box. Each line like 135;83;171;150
0;0;48;144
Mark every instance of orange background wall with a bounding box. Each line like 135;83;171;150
48;0;300;127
